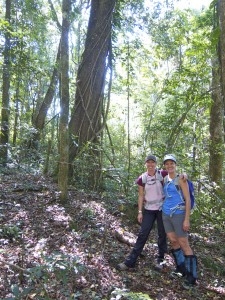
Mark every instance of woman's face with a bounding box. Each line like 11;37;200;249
145;160;156;172
164;160;176;173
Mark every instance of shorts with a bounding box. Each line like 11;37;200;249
162;212;188;237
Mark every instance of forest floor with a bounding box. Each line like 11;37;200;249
0;170;225;300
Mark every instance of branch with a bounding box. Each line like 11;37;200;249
47;0;62;31
0;259;29;274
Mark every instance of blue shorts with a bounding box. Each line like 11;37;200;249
162;212;188;237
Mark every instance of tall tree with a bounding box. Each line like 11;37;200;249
58;0;71;201
69;0;116;178
209;0;224;187
0;0;11;165
209;57;223;186
32;0;62;144
218;0;225;138
32;41;61;140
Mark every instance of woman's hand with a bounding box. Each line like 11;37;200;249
138;212;143;223
179;173;188;181
183;218;190;232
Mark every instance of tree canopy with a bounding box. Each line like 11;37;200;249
0;0;225;297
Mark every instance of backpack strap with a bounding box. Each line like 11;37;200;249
173;175;182;192
163;174;169;185
141;172;148;186
142;169;163;186
155;169;163;183
175;177;195;210
164;174;185;216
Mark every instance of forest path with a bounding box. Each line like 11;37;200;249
0;171;224;299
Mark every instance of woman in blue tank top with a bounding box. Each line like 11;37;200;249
162;154;197;289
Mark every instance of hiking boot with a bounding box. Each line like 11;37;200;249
169;269;185;279
116;262;134;271
182;279;197;290
182;255;197;289
154;258;166;271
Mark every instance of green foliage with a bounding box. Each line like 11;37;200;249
106;4;215;203
0;224;21;240
70;142;103;191
8;143;44;173
1;0;222;218
1;0;224;297
111;288;152;299
190;181;225;229
8;252;85;300
201;256;225;277
113;0;146;34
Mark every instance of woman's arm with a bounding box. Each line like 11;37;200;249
137;185;144;223
179;178;191;232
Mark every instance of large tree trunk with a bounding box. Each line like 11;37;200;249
209;0;225;188
0;0;11;165
69;0;116;163
218;0;225;140
58;0;71;202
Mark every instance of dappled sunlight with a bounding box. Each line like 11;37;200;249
0;172;224;299
46;204;72;223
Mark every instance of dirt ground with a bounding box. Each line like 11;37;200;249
0;171;224;299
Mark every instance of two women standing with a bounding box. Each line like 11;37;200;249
117;153;197;289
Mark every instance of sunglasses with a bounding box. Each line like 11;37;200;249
146;178;157;185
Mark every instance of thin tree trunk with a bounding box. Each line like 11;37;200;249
12;83;19;146
166;103;194;153
43;139;52;175
209;58;223;186
127;41;131;191
32;41;60;133
58;0;71;202
31;0;62;145
0;0;11;165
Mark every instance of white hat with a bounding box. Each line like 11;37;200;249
163;154;177;164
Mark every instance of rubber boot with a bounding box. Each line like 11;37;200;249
183;255;197;289
170;248;186;278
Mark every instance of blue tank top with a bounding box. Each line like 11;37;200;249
162;178;185;216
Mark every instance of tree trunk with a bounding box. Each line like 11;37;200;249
69;0;116;159
31;0;62;145
209;58;223;186
12;83;19;146
0;0;11;165
218;0;225;141
32;41;60;135
209;0;225;188
58;0;71;202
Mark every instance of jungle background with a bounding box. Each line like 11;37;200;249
0;0;225;299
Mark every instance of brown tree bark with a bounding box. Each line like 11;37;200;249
69;0;116;162
209;58;223;186
58;0;71;202
209;0;225;188
218;0;225;137
0;0;11;165
12;83;19;146
32;42;60;135
32;0;62;144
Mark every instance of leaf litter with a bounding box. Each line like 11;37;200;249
0;171;224;299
